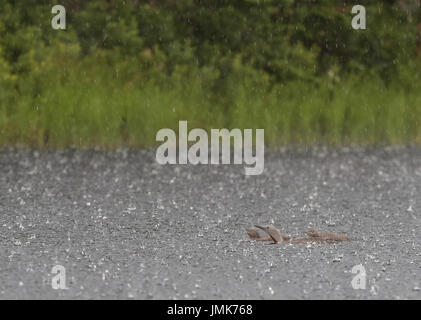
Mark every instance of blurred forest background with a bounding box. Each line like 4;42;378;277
0;0;420;148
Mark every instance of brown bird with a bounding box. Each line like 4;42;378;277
306;229;350;242
246;225;349;244
245;228;272;242
253;225;291;244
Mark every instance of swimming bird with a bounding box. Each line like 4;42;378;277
306;229;350;242
253;225;291;244
245;228;272;242
246;225;349;244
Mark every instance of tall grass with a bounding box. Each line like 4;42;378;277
0;57;420;148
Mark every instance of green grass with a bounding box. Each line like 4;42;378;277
0;60;420;149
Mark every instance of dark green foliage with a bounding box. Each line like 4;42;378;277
0;0;420;147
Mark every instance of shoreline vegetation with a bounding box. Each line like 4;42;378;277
1;59;419;148
0;1;420;148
